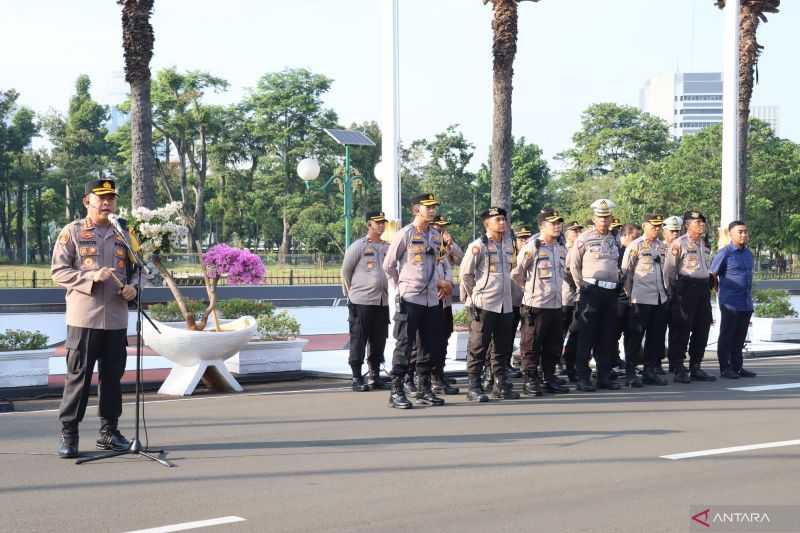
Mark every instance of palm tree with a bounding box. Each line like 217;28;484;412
716;0;780;219
483;0;540;215
119;0;156;209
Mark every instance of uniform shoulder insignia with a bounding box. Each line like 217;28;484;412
58;228;71;246
671;244;680;256
471;245;481;255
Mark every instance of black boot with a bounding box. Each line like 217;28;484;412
642;367;668;386
522;372;543;397
351;376;370;392
673;364;691;383
432;370;460;395
96;427;130;451
625;369;643;388
690;363;717;382
57;427;79;459
367;366;387;390
544;375;570;394
576;377;596;392
389;377;412;409
404;369;418;395
491;374;519;400
416;374;445;406
466;376;489;402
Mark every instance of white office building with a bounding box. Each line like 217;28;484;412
639;72;779;138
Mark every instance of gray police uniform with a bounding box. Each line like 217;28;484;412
512;240;566;382
383;224;445;379
341;236;390;378
664;234;713;372
621;237;669;374
567;228;620;385
51;216;136;432
460;234;515;383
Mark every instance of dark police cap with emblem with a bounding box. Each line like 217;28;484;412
366;211;387;223
410;193;440;207
480;206;507;220
432;215;450;226
84;179;118;197
537;207;564;225
565;220;583;232
515;226;533;239
683;210;706;223
644;213;664;226
610;217;623;230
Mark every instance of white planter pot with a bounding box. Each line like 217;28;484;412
0;349;51;388
749;316;800;342
143;316;257;396
226;338;308;374
447;330;469;361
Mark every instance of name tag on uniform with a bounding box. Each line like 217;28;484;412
367;261;375;270
79;231;93;240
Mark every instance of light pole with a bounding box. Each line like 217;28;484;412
471;179;479;240
296;129;375;249
720;0;741;248
24;185;29;265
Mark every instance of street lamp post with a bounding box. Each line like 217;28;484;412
471;179;479;240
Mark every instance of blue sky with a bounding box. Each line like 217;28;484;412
2;0;797;170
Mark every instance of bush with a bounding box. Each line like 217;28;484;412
217;298;274;320
0;329;49;351
256;311;300;341
453;308;470;330
753;289;798;318
148;299;206;322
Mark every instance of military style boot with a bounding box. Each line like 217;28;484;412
389;377;412;409
673;364;691;383
96;424;130;451
57;426;79;459
522;372;543;397
642;366;668;386
544;375;570;394
432;369;460;395
466;376;489;402
367;365;387;390
416;374;445;406
351;375;370;392
690;363;717;382
404;368;418;395
491;373;519;400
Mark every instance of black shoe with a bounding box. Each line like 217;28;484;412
389;379;412;409
96;429;130;451
491;376;519;400
368;370;387;390
576;378;596;392
642;368;668;386
720;368;740;379
673;366;691;384
545;377;570;394
738;368;757;378
608;369;621;381
625;373;643;388
432;372;460;395
506;366;522;379
466;377;489;402
57;432;79;459
597;379;621;390
416;375;445;406
690;365;717;382
523;375;543;397
351;376;370;392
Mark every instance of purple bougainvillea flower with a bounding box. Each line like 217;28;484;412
203;244;266;285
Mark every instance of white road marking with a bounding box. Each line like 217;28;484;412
661;439;800;460
727;382;800;392
123;515;246;533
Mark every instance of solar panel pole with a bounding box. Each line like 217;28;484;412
344;144;352;248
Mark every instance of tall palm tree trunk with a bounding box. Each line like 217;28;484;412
119;0;156;210
489;0;518;215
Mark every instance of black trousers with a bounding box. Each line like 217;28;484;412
520;306;563;379
717;307;752;373
467;309;514;378
575;285;618;381
562;305;577;372
614;296;631;363
348;303;389;377
667;277;712;368
410;302;451;374
489;306;520;365
58;327;127;431
391;300;443;378
625;303;669;371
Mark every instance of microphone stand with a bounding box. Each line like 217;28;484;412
77;223;172;467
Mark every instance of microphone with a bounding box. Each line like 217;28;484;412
108;214;126;237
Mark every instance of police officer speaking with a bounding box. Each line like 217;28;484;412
664;210;717;384
383;193;450;408
340;211;390;392
567;199;622;392
460;207;519;402
52;179;138;459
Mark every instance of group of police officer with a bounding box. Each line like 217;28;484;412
341;193;757;409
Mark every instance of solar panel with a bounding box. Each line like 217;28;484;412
324;128;376;147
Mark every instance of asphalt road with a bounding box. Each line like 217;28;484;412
1;357;799;533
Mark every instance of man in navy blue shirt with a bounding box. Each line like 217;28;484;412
711;221;757;379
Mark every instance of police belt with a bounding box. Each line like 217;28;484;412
676;275;711;286
583;277;618;290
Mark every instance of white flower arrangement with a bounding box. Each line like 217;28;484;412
120;202;189;257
